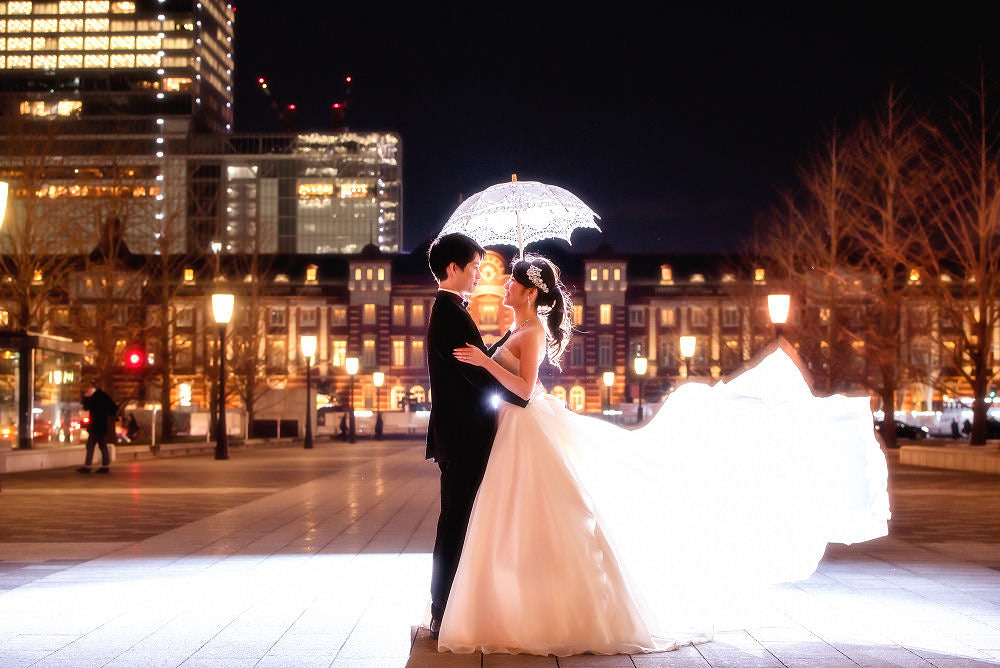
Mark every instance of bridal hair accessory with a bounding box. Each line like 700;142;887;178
526;265;549;293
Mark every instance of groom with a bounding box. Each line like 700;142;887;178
425;233;527;638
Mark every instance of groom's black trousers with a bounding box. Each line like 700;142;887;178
431;458;488;620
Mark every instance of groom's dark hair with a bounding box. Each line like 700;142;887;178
428;233;486;281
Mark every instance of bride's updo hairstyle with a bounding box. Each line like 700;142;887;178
510;254;573;369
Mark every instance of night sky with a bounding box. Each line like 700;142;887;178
233;4;1000;254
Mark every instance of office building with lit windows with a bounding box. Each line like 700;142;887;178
0;0;234;254
185;131;403;255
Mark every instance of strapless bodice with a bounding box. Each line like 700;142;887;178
492;345;545;399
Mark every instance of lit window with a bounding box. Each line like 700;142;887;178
602;268;609;281
59;0;84;11
135;52;159;67
331;307;347;326
109;35;134;49
6;18;31;31
58;18;83;31
690;273;705;283
362;338;376;367
32;270;43;284
377;267;385;281
339;183;368;198
8;55;31;67
109;19;133;30
392;339;405;366
31;36;47;49
110;1;134;12
83;53;108;67
83;17;108;31
660;265;673;282
411;302;424;325
33;18;57;31
135;35;161;49
569;386;586;412
552;386;567;405
480;304;497;326
613;268;621;281
57;53;82;67
330;340;346;367
298;183;334;198
84;35;108;50
392;303;405;326
754;268;766;282
182;267;194;283
599;304;612;325
909;268;920;283
660;308;675;327
32;54;56;68
8;2;33;14
59;35;83;50
178;383;191;407
84;1;109;12
305;265;317;284
163;77;191;91
573;304;583;325
366;268;373;280
362;303;375;325
590;268;598;281
0;57;5;68
7;37;31;50
109;53;133;67
410;339;424;365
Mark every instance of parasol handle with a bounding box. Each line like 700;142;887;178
512;174;523;258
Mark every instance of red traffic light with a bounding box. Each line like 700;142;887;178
124;346;145;370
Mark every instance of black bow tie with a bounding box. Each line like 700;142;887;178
462;299;470;309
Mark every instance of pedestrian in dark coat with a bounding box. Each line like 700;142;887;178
79;381;117;473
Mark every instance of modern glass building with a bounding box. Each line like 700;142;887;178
0;0;234;255
185;132;403;255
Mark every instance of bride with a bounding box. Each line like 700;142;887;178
443;253;890;656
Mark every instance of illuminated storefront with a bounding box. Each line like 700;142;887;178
0;332;84;450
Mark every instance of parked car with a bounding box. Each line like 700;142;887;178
874;420;929;445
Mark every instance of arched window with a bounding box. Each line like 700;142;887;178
390;385;406;410
569;386;586;412
410;385;426;404
552;385;567;405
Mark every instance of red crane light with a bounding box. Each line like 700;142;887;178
332;103;342;109
287;104;296;110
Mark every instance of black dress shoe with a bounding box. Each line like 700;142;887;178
76;467;91;474
96;467;110;474
429;616;441;639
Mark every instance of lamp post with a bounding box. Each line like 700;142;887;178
602;371;615;417
301;335;316;449
680;335;696;379
373;371;384;440
768;293;791;341
345;357;358;443
211;293;234;461
633;356;648;422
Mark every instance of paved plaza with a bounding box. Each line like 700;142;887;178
0;440;998;667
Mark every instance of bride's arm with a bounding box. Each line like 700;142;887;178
454;330;543;401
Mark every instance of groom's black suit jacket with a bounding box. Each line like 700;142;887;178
425;290;528;465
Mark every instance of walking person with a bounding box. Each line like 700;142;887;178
78;381;117;474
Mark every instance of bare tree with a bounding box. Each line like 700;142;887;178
912;69;1000;444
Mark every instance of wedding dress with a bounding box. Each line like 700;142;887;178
437;345;890;656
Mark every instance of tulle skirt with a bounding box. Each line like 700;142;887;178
438;349;890;656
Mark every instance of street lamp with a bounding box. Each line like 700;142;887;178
373;371;385;440
0;181;8;229
680;335;696;379
345;357;359;443
211;293;234;461
768;293;791;341
301;335;316;449
602;371;615;416
633;356;648;422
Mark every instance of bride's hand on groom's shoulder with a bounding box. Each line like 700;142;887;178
454;343;488;368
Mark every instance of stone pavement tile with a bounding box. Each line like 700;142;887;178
711;632;765;651
102;649;195;668
189;637;276;658
632;653;711;667
692;647;783;667
255;651;340;668
482;654;556;666
744;626;820;642
332;659;409;668
2;633;78;651
269;631;350;652
780;659;858;667
834;645;934;666
956;634;1000;650
926;660;1000;667
178;659;259;668
557;654;635;666
0;650;51;668
757;640;848;661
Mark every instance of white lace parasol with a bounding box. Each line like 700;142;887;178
437;176;601;258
